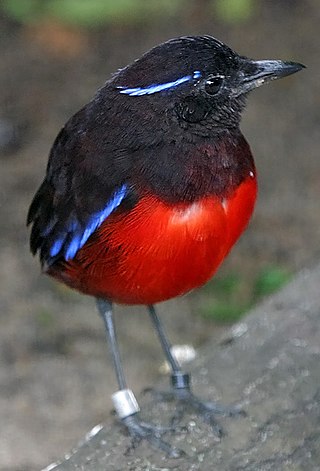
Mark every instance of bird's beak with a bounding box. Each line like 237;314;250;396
233;59;305;96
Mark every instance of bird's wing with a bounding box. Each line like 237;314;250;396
27;104;135;266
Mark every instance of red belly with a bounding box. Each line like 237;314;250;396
50;175;257;304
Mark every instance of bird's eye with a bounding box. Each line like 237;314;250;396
204;76;224;96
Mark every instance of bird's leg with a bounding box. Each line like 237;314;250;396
96;298;182;458
148;305;244;435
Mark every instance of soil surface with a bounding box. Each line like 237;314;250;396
0;2;319;470
54;265;320;471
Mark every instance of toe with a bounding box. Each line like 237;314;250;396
122;414;183;458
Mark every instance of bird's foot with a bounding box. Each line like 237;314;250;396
112;388;183;458
122;413;184;458
145;373;245;437
171;388;244;437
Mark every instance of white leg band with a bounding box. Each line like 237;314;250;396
112;389;140;419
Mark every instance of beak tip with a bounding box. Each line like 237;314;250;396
236;58;306;96
284;61;306;74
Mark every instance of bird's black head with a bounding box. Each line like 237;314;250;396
111;35;304;135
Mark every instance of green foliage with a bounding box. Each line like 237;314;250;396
208;272;241;296
253;266;291;298
1;0;44;23
201;272;247;323
48;0;184;27
201;266;291;323
202;301;248;323
1;0;184;27
214;0;256;23
2;0;256;28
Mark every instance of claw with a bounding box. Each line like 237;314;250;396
185;393;245;418
122;414;184;458
144;382;245;436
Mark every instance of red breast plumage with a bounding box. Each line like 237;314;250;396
48;172;256;304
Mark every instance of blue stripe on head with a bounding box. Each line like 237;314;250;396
119;70;202;96
49;184;127;261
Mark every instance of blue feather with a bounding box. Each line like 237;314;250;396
119;71;201;96
50;238;64;258
49;184;127;260
65;233;82;260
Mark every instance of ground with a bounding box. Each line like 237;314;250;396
0;2;319;470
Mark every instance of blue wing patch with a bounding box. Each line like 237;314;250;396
118;71;201;96
49;184;127;261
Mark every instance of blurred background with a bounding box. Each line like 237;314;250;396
0;1;318;469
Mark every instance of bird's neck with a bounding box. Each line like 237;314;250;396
135;130;255;203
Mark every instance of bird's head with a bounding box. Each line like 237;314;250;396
112;35;304;134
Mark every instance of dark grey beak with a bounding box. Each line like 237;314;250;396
233;59;305;96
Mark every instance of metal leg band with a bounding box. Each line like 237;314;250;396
112;389;140;419
171;372;191;390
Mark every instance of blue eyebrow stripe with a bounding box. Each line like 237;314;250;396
49;184;128;261
119;70;201;96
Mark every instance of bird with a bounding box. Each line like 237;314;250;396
27;35;304;457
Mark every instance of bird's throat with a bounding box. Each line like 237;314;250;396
135;131;255;203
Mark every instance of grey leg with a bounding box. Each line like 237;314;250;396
148;304;244;435
96;298;182;457
148;304;191;391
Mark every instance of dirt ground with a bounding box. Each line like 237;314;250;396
0;2;319;470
